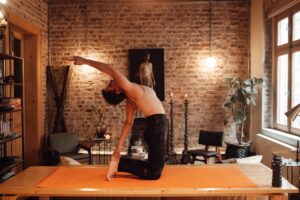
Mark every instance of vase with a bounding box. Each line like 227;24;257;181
96;123;107;138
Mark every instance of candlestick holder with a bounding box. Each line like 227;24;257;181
181;98;191;164
166;98;178;165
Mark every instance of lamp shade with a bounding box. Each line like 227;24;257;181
285;103;300;121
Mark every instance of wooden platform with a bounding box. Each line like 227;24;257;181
0;164;297;200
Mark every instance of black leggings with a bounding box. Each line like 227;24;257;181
118;114;167;180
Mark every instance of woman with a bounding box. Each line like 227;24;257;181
71;56;166;181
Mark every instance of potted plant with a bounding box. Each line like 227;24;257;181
222;77;263;158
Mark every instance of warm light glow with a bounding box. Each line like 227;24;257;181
77;54;98;75
105;134;111;140
184;93;188;99
80;64;97;74
205;56;217;68
80;188;97;191
0;0;7;4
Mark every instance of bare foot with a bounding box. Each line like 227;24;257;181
106;159;118;181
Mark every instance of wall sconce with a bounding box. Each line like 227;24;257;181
205;0;216;68
285;103;300;162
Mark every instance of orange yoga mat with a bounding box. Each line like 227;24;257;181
38;166;256;189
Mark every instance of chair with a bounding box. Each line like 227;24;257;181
47;133;91;165
188;130;223;164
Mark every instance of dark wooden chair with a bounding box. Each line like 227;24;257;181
188;130;223;164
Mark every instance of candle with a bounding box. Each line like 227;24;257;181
105;133;111;140
184;93;188;100
170;92;173;99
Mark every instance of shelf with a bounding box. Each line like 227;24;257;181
0;51;24;182
0;107;22;113
0;53;23;60
0;97;22;99
0;158;23;174
0;134;22;144
0;82;23;86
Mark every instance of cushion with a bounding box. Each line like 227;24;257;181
188;149;218;157
49;133;79;154
220;158;236;164
59;156;81;165
62;152;89;160
235;155;263;164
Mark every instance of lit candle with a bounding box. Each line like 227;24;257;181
105;134;111;140
184;93;188;100
170;92;173;100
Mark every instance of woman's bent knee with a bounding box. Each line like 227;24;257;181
145;168;163;180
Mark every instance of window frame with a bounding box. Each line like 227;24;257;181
273;3;300;135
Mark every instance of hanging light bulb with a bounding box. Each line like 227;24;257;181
205;56;216;68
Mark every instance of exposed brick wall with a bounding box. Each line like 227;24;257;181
5;0;48;136
48;0;250;149
263;10;272;128
262;0;291;129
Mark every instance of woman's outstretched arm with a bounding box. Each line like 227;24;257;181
72;56;135;94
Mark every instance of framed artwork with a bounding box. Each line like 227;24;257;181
128;48;165;101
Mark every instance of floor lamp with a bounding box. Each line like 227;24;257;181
285;103;300;162
285;103;300;200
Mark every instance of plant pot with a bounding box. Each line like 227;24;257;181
224;142;251;159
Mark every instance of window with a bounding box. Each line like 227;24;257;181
274;5;300;134
293;11;300;41
292;51;300;129
277;17;288;45
276;54;288;126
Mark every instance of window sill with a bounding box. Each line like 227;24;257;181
262;128;300;149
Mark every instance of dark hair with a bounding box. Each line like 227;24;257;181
102;90;126;105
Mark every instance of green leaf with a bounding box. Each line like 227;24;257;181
224;78;233;84
224;102;232;108
233;111;245;124
243;86;253;94
250;96;256;105
256;78;264;84
230;96;237;103
246;97;251;105
243;79;251;85
224;119;228;125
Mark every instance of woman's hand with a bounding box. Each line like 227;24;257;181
106;157;118;181
70;56;86;65
106;147;121;181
